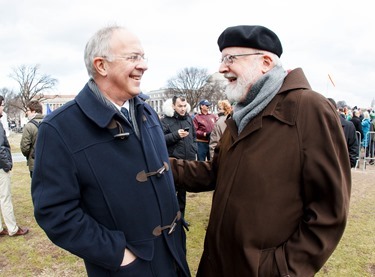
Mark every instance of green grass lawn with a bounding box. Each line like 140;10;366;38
1;133;374;276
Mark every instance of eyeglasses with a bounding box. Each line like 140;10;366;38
103;53;148;63
220;53;263;66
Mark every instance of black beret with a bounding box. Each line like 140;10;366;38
217;25;283;57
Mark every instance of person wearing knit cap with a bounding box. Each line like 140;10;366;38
170;25;351;276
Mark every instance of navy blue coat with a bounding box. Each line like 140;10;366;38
32;84;190;276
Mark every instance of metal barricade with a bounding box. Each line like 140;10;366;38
362;131;375;169
354;131;361;170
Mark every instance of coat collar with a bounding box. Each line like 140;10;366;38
75;83;146;128
226;68;311;140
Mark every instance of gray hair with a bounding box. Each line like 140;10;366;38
265;50;282;67
84;25;125;78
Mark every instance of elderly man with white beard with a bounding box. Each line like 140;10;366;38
169;25;351;276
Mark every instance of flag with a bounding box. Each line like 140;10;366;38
328;74;335;87
46;103;52;115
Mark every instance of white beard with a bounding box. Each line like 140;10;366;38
225;78;248;103
225;63;261;103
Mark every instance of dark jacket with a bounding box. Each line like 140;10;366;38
170;68;351;276
161;100;197;160
0;121;12;172
339;114;359;167
351;115;363;139
32;84;190;277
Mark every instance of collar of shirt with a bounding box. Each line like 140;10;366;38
112;100;130;112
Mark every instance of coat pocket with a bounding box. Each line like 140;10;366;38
259;244;290;277
127;238;154;261
259;247;279;276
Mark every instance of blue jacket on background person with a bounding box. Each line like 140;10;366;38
361;113;371;148
31;84;190;276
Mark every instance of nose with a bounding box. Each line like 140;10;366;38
137;59;148;71
219;62;228;73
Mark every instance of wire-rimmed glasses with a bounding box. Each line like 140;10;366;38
103;53;148;63
220;53;263;66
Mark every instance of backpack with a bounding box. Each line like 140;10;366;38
29;119;40;159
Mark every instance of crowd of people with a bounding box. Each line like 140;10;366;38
335;104;375;165
0;23;370;276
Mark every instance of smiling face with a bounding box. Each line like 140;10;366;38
219;47;266;103
93;28;148;106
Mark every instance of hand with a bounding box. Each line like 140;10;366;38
121;248;136;266
178;129;189;138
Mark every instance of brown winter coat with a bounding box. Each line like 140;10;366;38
170;68;351;276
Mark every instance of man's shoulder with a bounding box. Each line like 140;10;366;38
161;115;174;122
24;119;39;130
42;100;77;124
341;117;356;130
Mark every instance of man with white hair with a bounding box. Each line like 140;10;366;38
32;26;190;276
170;25;351;276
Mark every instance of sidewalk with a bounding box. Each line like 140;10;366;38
12;152;26;163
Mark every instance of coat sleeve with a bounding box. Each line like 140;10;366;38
209;121;221;160
169;158;216;192
0;131;12;172
31;123;126;271
20;123;33;158
284;93;351;276
347;122;359;168
161;119;181;147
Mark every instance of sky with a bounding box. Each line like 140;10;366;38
0;0;374;108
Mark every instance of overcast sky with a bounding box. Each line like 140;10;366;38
1;0;374;108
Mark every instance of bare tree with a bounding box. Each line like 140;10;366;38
165;67;226;110
0;87;20;121
9;64;58;112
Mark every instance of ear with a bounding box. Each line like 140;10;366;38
261;54;274;74
93;57;108;77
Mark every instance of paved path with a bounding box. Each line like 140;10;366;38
12;152;26;163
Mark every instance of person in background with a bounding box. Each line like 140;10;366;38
209;99;232;159
20;100;44;177
161;95;197;219
370;110;375;122
346;109;353;121
0;96;29;237
328;98;359;168
361;111;371;157
31;25;190;276
170;25;351;276
193;99;218;161
0;111;9;137
351;109;363;141
369;113;375;165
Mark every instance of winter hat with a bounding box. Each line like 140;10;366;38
217;25;283;57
